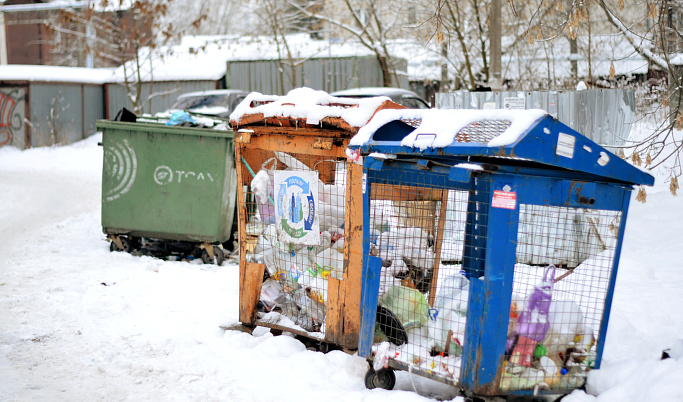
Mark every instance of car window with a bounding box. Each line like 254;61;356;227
172;95;229;110
230;95;247;112
401;96;430;109
332;91;430;109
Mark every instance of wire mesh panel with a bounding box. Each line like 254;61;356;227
368;168;473;385
243;149;348;336
501;204;621;393
455;121;511;143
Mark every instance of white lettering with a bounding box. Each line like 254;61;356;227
153;165;215;185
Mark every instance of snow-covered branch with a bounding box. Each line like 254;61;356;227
595;0;668;71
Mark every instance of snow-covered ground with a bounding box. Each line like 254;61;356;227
1;129;682;401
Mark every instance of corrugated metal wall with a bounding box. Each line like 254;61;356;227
25;83;104;148
30;84;80;147
105;80;219;118
0;80;219;149
435;89;635;147
228;56;409;95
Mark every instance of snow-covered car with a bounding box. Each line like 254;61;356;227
163;89;249;118
330;87;430;109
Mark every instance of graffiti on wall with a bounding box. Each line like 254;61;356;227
0;89;25;148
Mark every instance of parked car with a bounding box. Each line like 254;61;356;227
164;89;249;119
330;87;430;109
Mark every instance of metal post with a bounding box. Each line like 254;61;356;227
569;0;578;82
85;23;94;68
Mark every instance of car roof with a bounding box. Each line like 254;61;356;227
330;87;430;109
330;87;422;99
176;89;248;99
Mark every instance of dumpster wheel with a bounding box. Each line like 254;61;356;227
201;244;225;265
364;366;396;390
109;235;132;253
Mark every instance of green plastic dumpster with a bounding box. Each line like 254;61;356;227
97;119;236;263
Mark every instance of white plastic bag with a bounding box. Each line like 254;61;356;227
428;273;469;356
251;158;278;224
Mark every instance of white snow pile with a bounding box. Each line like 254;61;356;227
350;108;547;150
49;0;134;12
0;65;115;84
111;42;229;82
2;120;683;401
230;87;392;129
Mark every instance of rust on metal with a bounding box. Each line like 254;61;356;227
313;137;333;150
231;98;404;134
235;130;252;144
472;345;504;396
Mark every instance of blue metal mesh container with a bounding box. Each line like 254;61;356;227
347;109;653;398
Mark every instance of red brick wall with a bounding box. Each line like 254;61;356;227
3;0;152;67
5;1;53;65
7;19;52;65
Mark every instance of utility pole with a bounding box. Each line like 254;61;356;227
490;0;502;90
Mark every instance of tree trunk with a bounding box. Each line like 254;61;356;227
377;54;393;87
446;1;476;90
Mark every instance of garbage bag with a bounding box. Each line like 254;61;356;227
378;285;430;331
429;273;469;356
251;158;278;224
166;111;196;126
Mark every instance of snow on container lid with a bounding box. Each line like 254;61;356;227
348;108;654;186
229;87;405;134
350;108;548;149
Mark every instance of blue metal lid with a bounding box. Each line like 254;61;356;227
347;109;654;186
